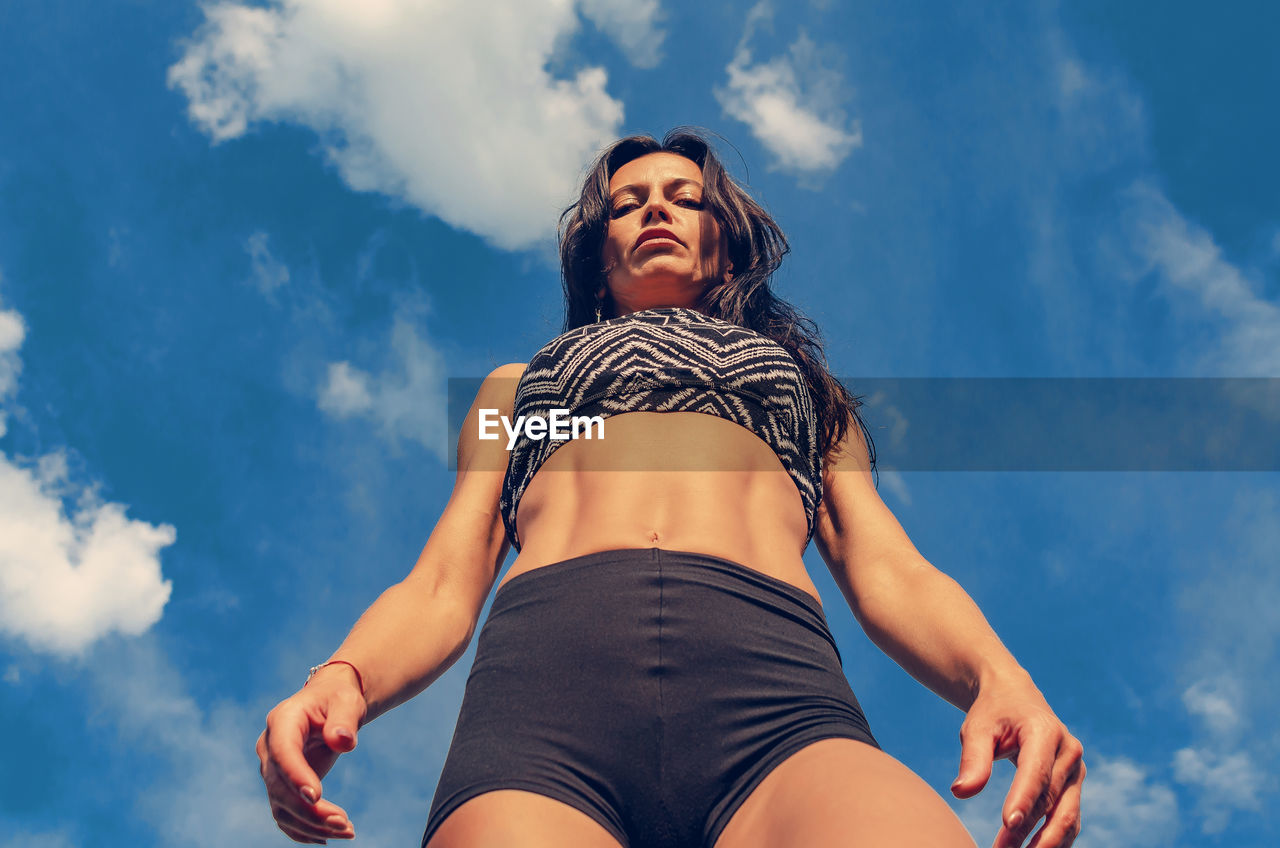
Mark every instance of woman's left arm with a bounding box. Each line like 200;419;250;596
814;414;1085;848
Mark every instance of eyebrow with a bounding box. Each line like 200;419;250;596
609;177;703;200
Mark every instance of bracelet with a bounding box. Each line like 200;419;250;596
305;660;365;697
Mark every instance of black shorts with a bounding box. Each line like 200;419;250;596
422;547;879;848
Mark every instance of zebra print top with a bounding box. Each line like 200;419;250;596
499;306;823;552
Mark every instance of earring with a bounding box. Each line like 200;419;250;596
595;303;602;322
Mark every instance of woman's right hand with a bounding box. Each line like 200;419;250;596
256;664;368;843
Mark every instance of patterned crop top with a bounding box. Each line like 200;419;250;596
499;306;824;552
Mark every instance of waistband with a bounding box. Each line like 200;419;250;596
491;547;838;658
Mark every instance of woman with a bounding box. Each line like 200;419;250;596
257;129;1084;848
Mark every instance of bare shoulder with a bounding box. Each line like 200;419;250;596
479;362;527;410
475;361;528;399
455;362;527;470
489;361;527;380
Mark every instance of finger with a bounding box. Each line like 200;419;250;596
953;717;998;798
275;814;328;844
1000;725;1059;839
257;731;273;785
266;705;325;804
1032;737;1084;830
274;803;332;841
274;800;354;842
1011;741;1080;843
321;687;365;754
266;756;350;830
1024;767;1083;848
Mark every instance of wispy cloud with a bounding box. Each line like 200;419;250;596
578;0;665;69
1077;755;1181;847
86;633;474;847
168;0;632;250
1167;488;1280;834
715;2;861;176
319;361;375;415
244;230;290;298
879;469;911;507
0;296;23;438
1124;183;1280;375
90;639;270;847
0;829;76;848
1173;746;1264;834
1181;676;1242;736
316;305;450;463
0;294;175;657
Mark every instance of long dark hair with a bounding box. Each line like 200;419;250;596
557;127;876;472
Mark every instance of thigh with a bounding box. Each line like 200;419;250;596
713;738;977;848
426;790;626;848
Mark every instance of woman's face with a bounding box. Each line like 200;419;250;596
600;152;729;314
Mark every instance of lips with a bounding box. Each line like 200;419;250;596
634;228;682;250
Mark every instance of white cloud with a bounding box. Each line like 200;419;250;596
1051;48;1145;173
715;3;861;175
1125;182;1280;375
1067;61;1280;837
88;639;282;847
168;0;629;250
0;305;22;365
1106;189;1280;839
319;361;375;415
1076;756;1180;847
1173;747;1265;834
317;309;449;463
578;0;665;68
1168;492;1280;834
85;629;476;847
244;230;290;296
1182;677;1242;737
0;830;76;848
1169;673;1270;835
0;294;175;658
879;469;911;507
0;301;24;438
0;451;175;656
1057;57;1088;100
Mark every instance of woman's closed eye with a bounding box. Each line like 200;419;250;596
610;197;703;218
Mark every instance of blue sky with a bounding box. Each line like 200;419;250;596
1;1;1277;846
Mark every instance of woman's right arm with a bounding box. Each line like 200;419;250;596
256;362;525;844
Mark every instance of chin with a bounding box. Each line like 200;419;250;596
631;259;698;281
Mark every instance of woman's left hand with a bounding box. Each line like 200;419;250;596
949;675;1085;848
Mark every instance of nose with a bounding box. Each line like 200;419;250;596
641;194;673;224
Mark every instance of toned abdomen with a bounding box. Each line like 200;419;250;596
501;412;821;606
